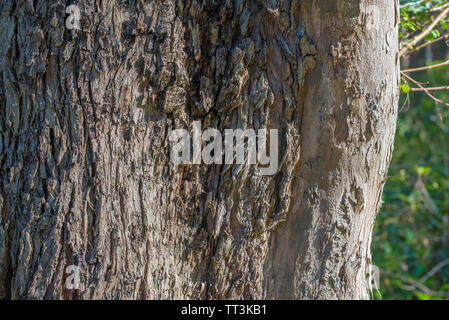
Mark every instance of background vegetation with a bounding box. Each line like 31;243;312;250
373;0;449;300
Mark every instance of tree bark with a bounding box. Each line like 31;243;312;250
0;0;399;300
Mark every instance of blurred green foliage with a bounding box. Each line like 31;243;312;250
399;0;449;41
372;0;449;300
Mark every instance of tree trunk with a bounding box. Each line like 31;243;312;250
0;0;399;300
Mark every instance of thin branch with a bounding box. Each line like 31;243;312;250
382;271;449;296
420;259;449;283
415;178;440;215
400;91;411;111
399;7;449;57
400;0;426;9
401;71;449;106
410;85;449;92
402;60;449;73
430;2;449;12
403;33;449;57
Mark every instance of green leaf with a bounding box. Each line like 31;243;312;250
401;83;411;93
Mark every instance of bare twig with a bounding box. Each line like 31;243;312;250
415;177;440;215
410;85;449;92
402;60;449;73
400;0;426;9
382;272;449;297
420;259;449;283
430;3;449;12
401;71;449;106
403;33;449;57
400;91;411;111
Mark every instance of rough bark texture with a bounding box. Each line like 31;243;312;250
0;0;399;299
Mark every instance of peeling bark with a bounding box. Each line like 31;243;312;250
0;0;399;300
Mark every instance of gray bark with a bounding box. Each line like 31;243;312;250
0;0;399;299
